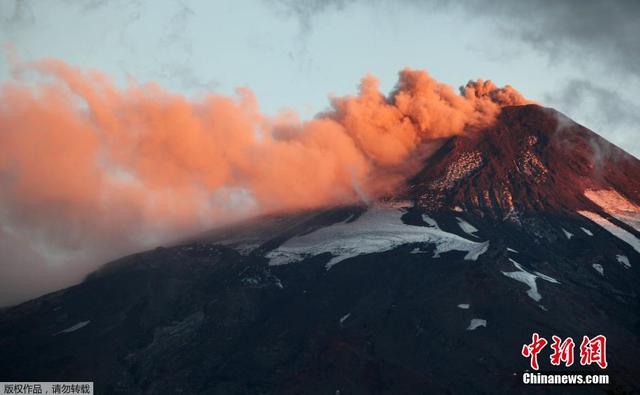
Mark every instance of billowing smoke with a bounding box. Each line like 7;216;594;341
0;58;528;306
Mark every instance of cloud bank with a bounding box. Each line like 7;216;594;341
270;0;640;78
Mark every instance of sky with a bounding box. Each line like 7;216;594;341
0;0;638;306
2;0;639;155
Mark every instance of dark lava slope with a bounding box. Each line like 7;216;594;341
412;105;640;218
1;105;639;394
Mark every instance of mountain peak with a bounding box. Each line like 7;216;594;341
409;104;640;219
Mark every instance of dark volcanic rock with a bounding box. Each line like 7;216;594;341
411;105;640;219
1;105;639;394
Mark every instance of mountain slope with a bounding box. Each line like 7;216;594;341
1;105;639;394
412;105;640;218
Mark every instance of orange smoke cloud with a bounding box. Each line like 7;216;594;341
0;58;528;305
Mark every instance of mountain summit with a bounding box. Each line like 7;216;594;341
1;105;639;394
411;104;640;218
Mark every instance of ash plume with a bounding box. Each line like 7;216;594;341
0;57;528;305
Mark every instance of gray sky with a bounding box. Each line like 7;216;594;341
1;0;638;156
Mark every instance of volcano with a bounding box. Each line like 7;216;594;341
1;104;639;394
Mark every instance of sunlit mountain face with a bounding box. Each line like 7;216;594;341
1;104;639;394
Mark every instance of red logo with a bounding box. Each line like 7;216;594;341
550;336;575;367
521;333;548;370
579;335;608;369
521;334;607;370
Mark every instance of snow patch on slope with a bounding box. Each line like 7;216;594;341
584;189;640;232
430;151;483;191
581;227;593;236
616;255;631;269
53;320;90;336
501;258;559;302
443;240;489;261
518;148;549;183
421;214;439;228
267;208;489;269
467;318;487;331
456;217;479;237
579;211;640;253
592;264;604;276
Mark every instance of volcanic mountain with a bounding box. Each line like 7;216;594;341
1;104;639;394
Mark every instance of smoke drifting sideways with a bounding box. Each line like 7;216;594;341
0;58;528;306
